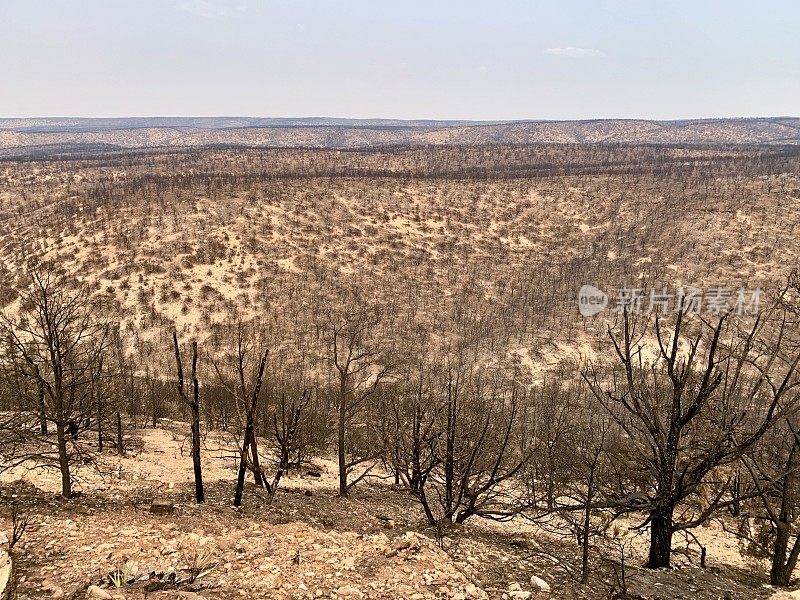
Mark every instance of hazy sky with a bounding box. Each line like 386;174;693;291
1;0;798;120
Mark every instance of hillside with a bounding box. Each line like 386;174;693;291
1;144;798;369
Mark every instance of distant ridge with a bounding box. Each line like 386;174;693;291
1;117;799;154
0;116;511;132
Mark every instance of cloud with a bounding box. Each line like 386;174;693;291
544;47;605;58
177;0;227;18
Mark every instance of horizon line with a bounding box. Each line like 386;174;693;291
2;115;799;124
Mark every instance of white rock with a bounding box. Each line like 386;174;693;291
86;586;113;600
530;575;551;592
509;592;532;599
465;582;480;597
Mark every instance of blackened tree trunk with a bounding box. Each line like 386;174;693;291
580;480;596;584
38;383;47;435
56;420;72;499
96;386;103;452
585;305;800;572
647;505;675;568
772;523;793;586
173;333;204;504
189;358;204;503
234;416;254;507
770;442;800;586
338;372;348;496
444;376;456;520
54;373;74;499
249;435;266;488
116;411;125;457
270;391;308;501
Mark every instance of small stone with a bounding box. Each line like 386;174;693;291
86;586;113;600
530;576;550;592
335;584;363;597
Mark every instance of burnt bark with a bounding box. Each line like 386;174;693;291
647;505;675;568
55;421;72;499
173;332;204;504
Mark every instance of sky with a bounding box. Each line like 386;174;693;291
0;0;798;120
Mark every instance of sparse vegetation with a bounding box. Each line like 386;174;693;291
1;142;799;599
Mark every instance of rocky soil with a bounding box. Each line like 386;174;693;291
0;425;796;600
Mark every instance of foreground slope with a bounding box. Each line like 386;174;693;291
0;424;784;600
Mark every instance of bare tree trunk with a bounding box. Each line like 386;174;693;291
173;332;204;504
233;420;253;507
116;411;125;457
444;377;456;519
190;400;204;503
272;396;305;494
56;421;72;499
249;435;265;488
150;377;158;428
38;383;47;435
410;405;422;492
581;500;591;583
417;485;436;525
771;445;799;586
647;505;674;568
338;373;348;496
772;523;792;586
129;370;136;429
96;387;103;453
